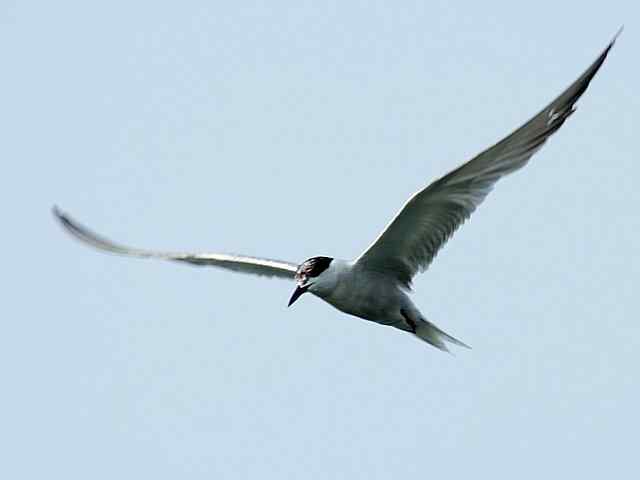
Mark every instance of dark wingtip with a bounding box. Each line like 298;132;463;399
601;26;623;58
612;25;624;44
52;204;66;225
52;205;74;232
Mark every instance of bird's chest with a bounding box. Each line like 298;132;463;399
320;274;398;321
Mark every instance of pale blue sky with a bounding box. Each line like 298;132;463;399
3;1;639;478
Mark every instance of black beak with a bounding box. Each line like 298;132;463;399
287;284;308;307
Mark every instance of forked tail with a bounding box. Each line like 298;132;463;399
399;309;470;351
414;318;471;352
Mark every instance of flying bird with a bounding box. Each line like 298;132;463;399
54;33;619;351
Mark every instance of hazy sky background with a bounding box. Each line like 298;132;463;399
3;1;638;478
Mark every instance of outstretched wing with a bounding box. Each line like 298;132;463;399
356;32;619;288
53;206;298;279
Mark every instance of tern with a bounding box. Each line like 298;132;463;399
54;33;619;351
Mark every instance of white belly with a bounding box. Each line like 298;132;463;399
319;271;409;325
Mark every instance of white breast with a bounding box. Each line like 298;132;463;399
311;261;410;323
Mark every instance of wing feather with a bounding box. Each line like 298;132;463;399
356;32;619;288
53;206;298;279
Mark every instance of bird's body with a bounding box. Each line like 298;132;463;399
54;31;620;351
311;260;408;326
289;258;468;349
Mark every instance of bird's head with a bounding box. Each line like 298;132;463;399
287;256;334;307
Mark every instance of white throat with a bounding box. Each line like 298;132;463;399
307;259;351;298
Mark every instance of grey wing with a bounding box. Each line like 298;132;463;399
53;206;298;279
355;32;619;288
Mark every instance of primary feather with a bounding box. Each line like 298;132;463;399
52;206;298;279
355;31;620;288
